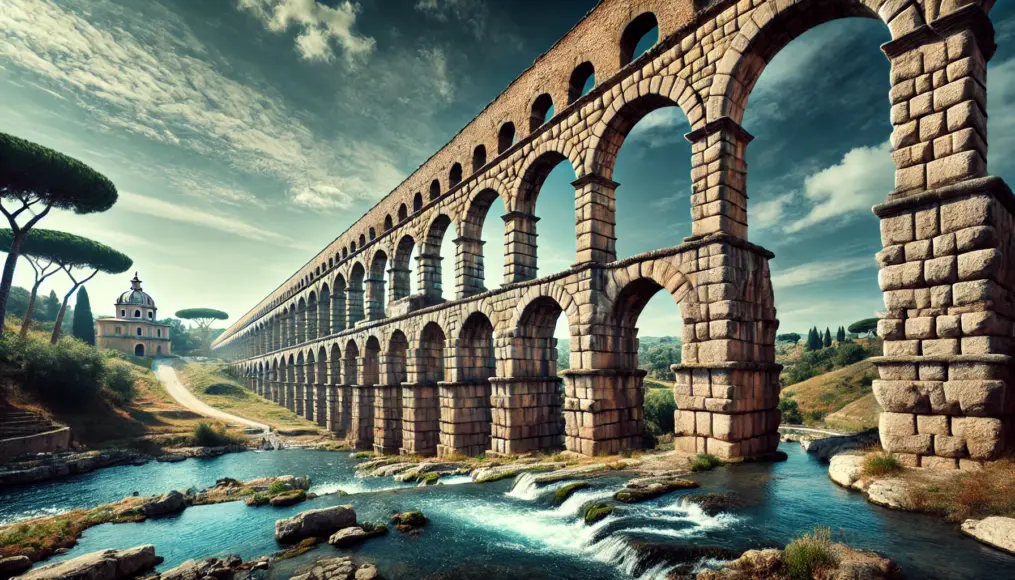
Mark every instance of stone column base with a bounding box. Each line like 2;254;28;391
325;385;342;434
286;384;295;412
562;369;646;456
489;377;562;455
437;380;492;457
400;383;439;456
872;354;1013;469
294;384;305;417
347;385;374;450
672;362;782;460
302;384;314;421
314;384;327;427
373;384;403;454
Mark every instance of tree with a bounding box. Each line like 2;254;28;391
0;133;118;328
777;333;801;344
848;318;879;339
836;326;846;342
41;290;60;322
5;286;30;318
823;327;832;348
72;286;95;345
806;327;822;351
176;308;229;351
46;234;132;343
2;228;87;335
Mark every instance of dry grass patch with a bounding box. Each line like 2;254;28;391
906;458;1015;522
861;452;903;478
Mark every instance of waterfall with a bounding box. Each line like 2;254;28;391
505;472;541;500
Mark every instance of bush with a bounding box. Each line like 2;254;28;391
832;343;867;367
102;363;135;405
689;453;723;472
778;399;803;424
643;388;676;435
783;527;837;580
190;422;243;447
861;452;902;478
267;480;287;495
19;336;106;404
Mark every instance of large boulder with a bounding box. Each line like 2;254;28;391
961;517;1015;555
865;479;919;511
141;490;186;516
289;557;379;580
275;505;356;543
0;556;32;579
828;454;865;489
269;490;306;507
613;477;698;503
158;555;243;580
16;546;161;580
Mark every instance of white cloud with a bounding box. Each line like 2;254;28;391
414;0;487;39
785;142;894;233
751;192;795;231
116;191;296;246
236;0;375;64
771;257;876;290
0;0;399;211
626;108;690;148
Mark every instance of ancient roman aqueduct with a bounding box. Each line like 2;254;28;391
214;0;1012;468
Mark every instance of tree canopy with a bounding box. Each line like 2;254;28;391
777;333;801;344
176;308;229;325
848;318;878;336
1;133;119;328
72;286;96;345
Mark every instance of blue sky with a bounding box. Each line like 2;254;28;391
2;0;1014;338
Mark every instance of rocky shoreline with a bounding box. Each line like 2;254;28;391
0;445;248;487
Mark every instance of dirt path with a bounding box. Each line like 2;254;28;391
153;360;268;432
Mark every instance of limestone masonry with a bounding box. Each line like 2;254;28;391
214;0;1011;466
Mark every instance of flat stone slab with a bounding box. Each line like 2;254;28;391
471;462;566;483
532;463;608;484
275;505;356;543
828;454;865;489
961;517;1015;555
17;545;161;580
865;478;920;511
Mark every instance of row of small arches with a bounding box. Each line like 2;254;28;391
260;13;662;322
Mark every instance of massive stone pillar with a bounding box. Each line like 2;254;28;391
348;384;374;450
454;235;486;298
400;384;439;456
670;242;781;460
437;381;492;457
388;267;411;302
315;384;327;427
503;211;538;283
572;175;617;265
417;253;444;303
562;368;645;455
373;384;402;454
684;117;750;241
490;334;563;455
347;287;365;328
326;384;341;433
873;5;1012;469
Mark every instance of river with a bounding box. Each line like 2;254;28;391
2;445;1011;579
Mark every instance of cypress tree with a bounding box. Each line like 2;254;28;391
823;327;832;348
806;327;818;351
836;326;846;342
41;290;60;321
72;286;95;345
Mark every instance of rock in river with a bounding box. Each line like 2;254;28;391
328;523;387;548
290;557;380;580
0;556;32;579
275;505;357;543
613;477;698;503
828;454;865;489
961;517;1015;555
16;545;161;580
141;490;186;516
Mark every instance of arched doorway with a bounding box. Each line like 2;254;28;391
134;344;145;357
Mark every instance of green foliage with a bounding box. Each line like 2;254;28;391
40;290;60;322
832;343;867;367
0;228;131;275
11;335;106;403
102;362;135;405
778;398;803;424
806;327;823;351
861;452;903;478
583;502;614;525
823;328;832;348
176;308;229;323
783;527;837;580
781;341;880;386
776;333;801;344
6;286;30;318
848;318;878;336
553;481;590;505
0;132;118;213
190;422;242;447
836;326;846;342
267;481;287;495
643;388;676;435
689;453;724;472
72;286;95;345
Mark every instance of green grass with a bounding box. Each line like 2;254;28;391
783;527;837;580
689;453;724;472
583;502;614;525
861;452;903;478
553;481;590;505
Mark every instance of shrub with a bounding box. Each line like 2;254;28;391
19;336;106;403
689;453;723;472
643;388;676;435
861;452;903;478
190;422;242;447
102;363;135;405
267;480;287;495
783;527;837;580
778;399;803;424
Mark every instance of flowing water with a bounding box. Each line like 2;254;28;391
2;445;1012;579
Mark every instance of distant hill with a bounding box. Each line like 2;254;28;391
556;336;681;381
779;359;880;431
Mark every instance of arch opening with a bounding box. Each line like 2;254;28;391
134;344;144;357
568;62;595;105
529;93;554;133
462;188;507;295
497;122;515;154
348;263;366;327
472;145;487;172
368;251;388;321
420;214;454;302
391;235;417;302
413;192;423;212
449;163;463;188
619;12;658;67
516;151;579;275
398;204;408;222
332;274;347;333
429;179;441;201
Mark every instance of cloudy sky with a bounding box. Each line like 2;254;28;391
2;0;1013;339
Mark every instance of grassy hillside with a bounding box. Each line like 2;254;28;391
779;359;880;430
1;320;206;445
174;360;324;431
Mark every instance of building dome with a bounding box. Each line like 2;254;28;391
116;273;156;308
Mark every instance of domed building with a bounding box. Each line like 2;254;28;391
95;273;172;357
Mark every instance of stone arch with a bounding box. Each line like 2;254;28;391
368;250;388;320
319;283;331;338
529;93;554;133
417;321;447;384
391;234;416;302
472;144;487;172
398;204;408;222
316;345;328;384
567;61;595;104
449;163;463;188
307;291;319;340
329;343;342;384
429;179;441;201
296;296;307;344
387;329;409;384
344;339;359;385
332;273;347;333
458;184;509;297
507;282;580;340
358;234;366;247
364;336;381;386
413;192;423;212
587;75;701;179
618;11;658;68
440;311;495;457
606;270;693;372
497;122;515;154
420;213;455;300
706;0;891;125
348;262;366;327
513;140;584;214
